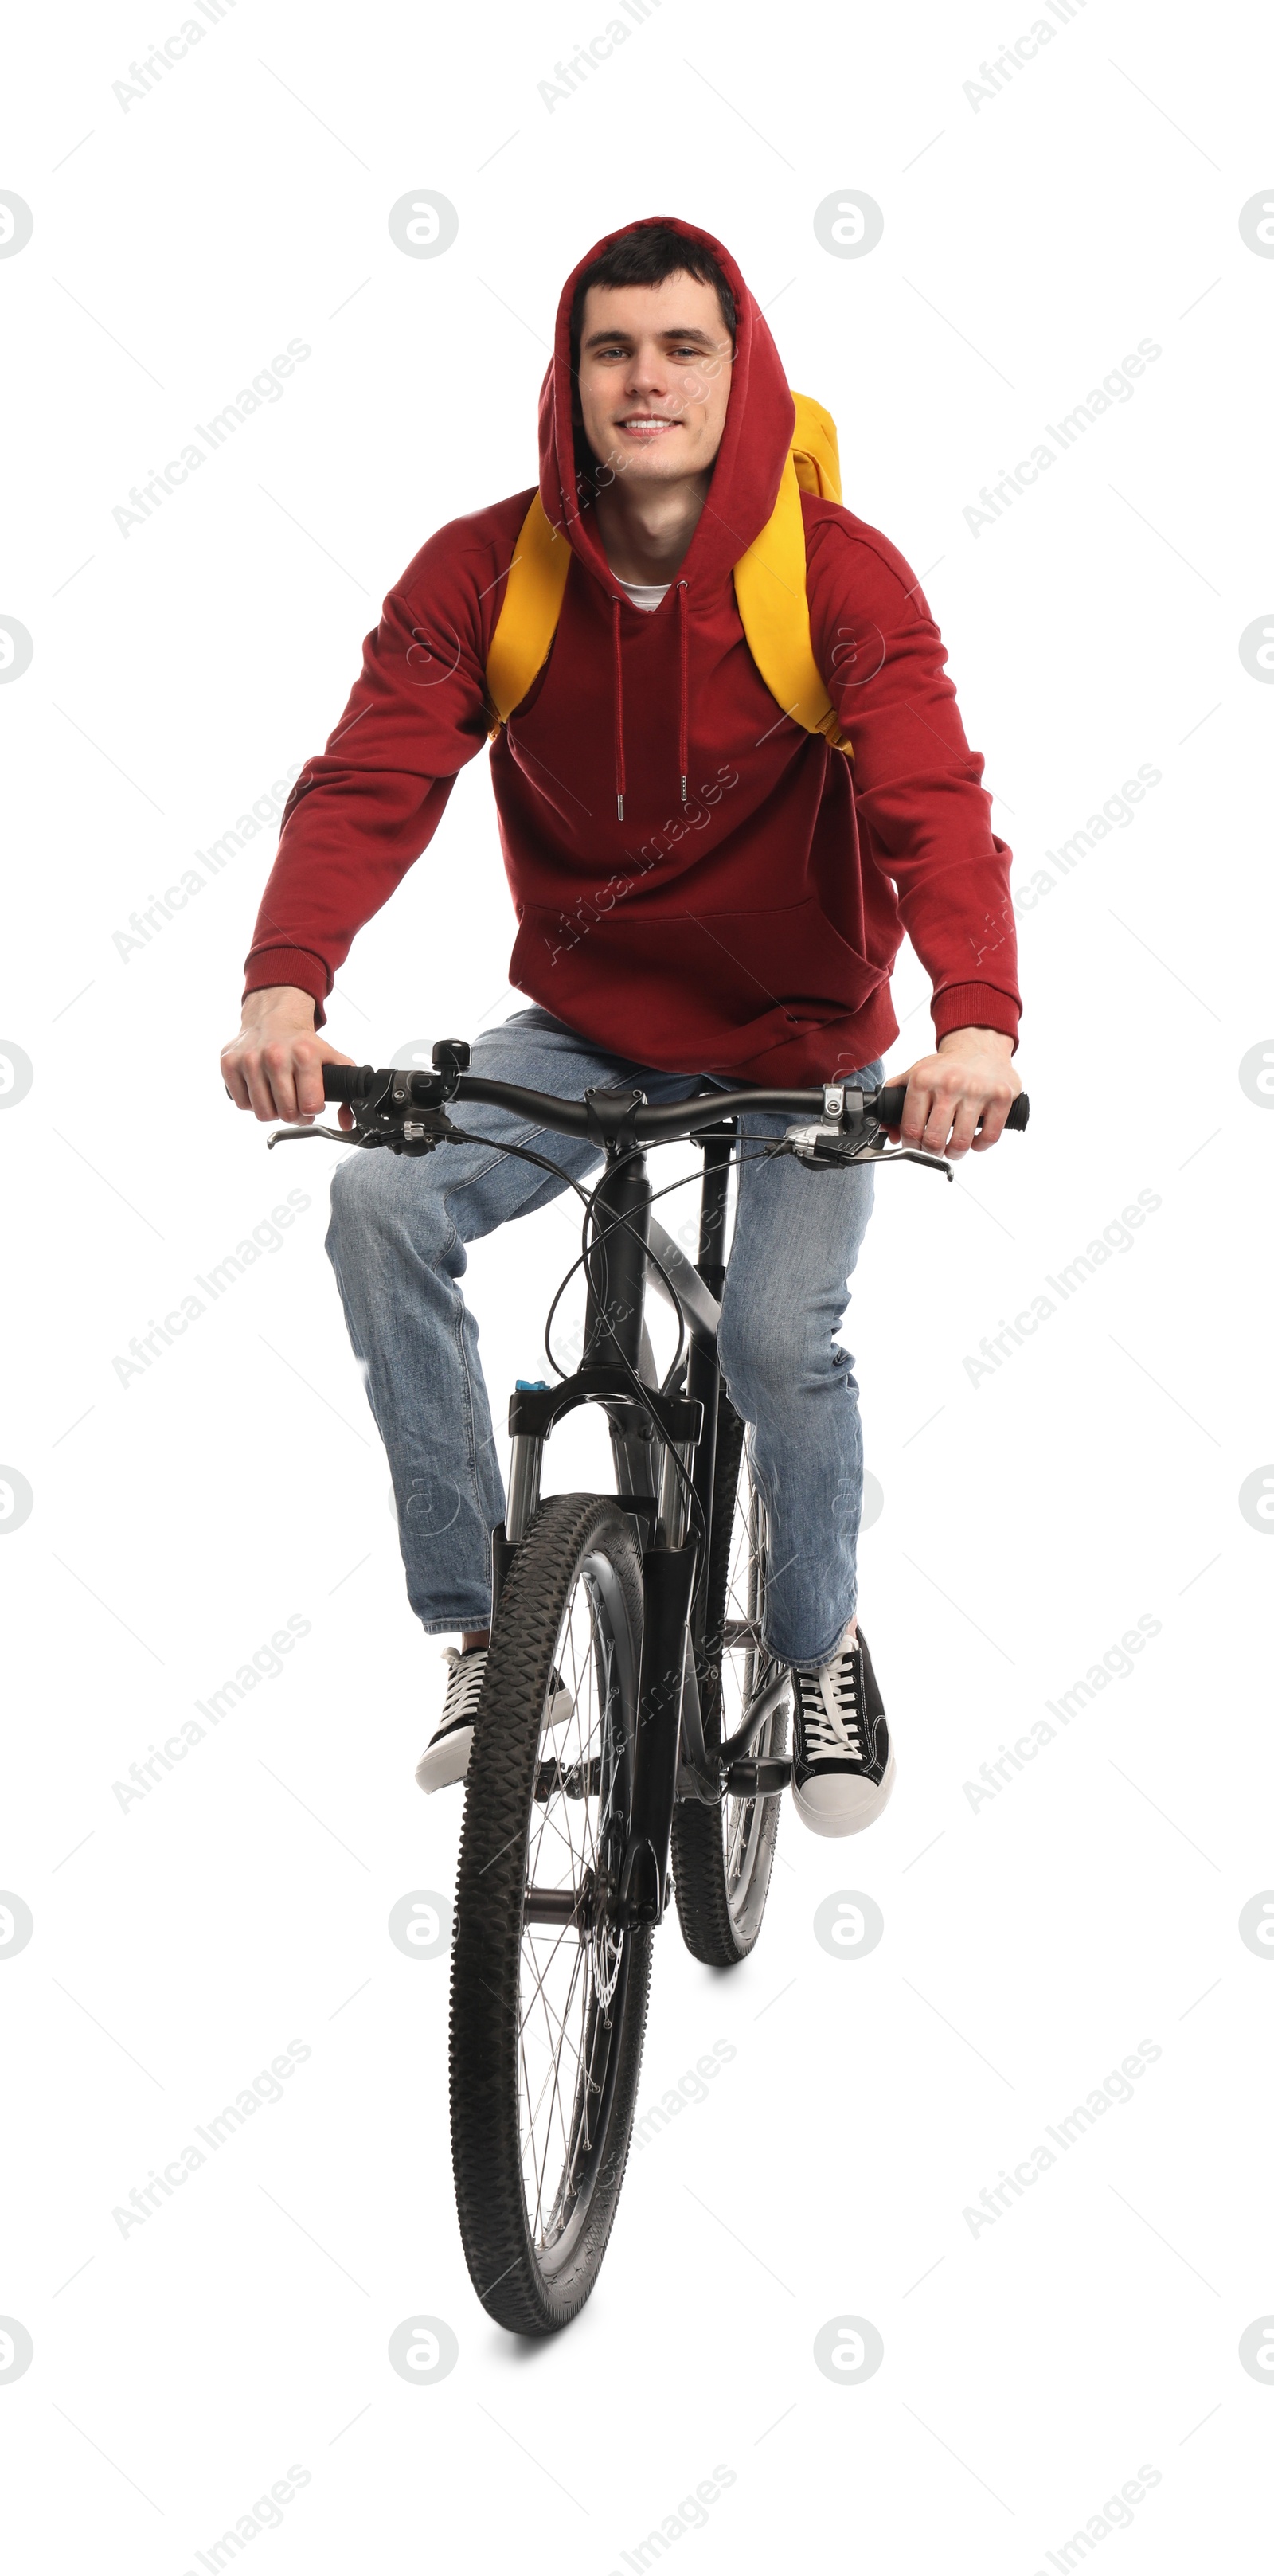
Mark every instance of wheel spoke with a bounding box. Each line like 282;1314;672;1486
686;1413;787;1951
514;1548;631;2257
530;1941;586;2239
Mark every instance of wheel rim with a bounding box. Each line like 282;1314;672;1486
517;1549;636;2273
717;1449;788;1935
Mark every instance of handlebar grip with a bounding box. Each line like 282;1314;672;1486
874;1083;1030;1132
322;1064;370;1104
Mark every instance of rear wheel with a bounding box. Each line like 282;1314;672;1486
449;1493;651;2336
671;1397;790;1965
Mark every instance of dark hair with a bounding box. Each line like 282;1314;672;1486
569;221;737;368
569;222;736;502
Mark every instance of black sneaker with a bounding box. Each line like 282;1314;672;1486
415;1646;574;1793
791;1624;895;1837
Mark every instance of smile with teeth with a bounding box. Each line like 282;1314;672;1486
616;415;680;436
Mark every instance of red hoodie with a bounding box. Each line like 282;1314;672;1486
244;216;1019;1081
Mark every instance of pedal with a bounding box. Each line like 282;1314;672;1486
722;1754;793;1796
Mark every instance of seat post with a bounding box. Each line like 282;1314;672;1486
696;1124;735;1297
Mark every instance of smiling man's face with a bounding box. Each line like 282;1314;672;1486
576;272;734;489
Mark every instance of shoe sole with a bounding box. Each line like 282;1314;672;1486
416;1722;475;1794
791;1746;897;1839
414;1685;575;1795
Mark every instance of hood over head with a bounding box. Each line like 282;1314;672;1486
537;214;795;592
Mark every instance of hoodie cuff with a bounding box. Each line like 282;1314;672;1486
243;947;330;1030
931;983;1020;1050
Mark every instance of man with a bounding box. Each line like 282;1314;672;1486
221;215;1022;1836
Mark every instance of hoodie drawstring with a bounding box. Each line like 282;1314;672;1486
677;580;690;806
611;594;626;822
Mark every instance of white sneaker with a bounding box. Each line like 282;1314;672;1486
791;1624;894;1837
414;1646;575;1793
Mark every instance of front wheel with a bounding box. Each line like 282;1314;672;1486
449;1492;651;2336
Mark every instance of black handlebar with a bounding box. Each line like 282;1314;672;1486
322;1063;1029;1138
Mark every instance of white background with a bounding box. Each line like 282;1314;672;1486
2;0;1273;2567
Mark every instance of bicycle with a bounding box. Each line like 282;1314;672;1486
268;1046;1029;2335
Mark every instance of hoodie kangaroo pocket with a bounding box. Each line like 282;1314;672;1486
682;898;885;1022
510;894;885;1064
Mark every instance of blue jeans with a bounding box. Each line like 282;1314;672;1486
326;1007;881;1668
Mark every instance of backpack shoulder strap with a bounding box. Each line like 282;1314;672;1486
486;494;571;729
733;391;850;755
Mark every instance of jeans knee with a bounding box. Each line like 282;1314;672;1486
718;1304;799;1414
326;1149;381;1261
326;1149;449;1281
718;1301;854;1419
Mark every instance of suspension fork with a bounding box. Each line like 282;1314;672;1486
498;1132;734;1908
495;1142;655;1605
618;1128;737;1922
581;1142;676;1920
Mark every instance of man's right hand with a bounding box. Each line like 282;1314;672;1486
221;986;356;1125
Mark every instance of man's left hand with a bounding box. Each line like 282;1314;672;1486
890;1026;1021;1160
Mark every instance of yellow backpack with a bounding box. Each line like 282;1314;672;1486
485;392;851;755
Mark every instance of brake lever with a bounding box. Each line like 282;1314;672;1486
266;1124;350;1147
776;1121;954;1181
844;1136;954;1181
268;1107;457;1156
